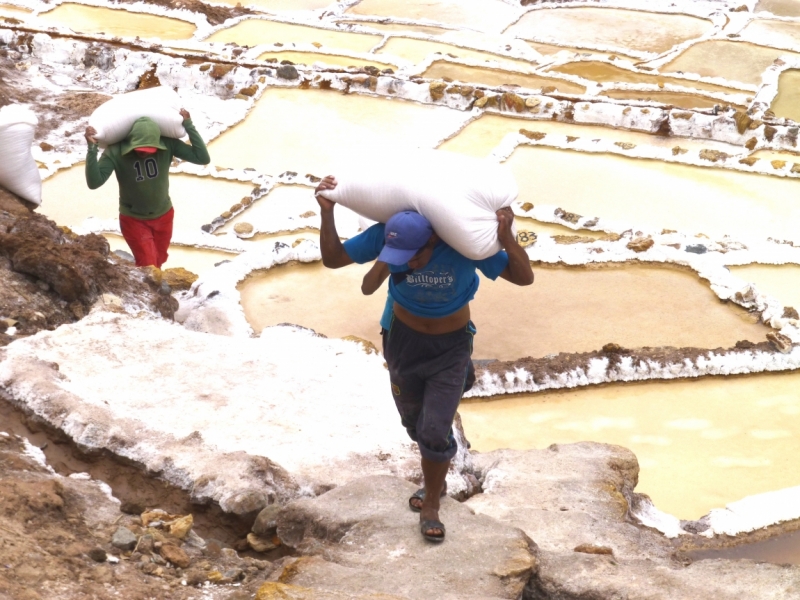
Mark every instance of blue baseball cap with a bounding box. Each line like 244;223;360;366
378;211;433;265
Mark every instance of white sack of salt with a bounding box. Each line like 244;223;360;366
88;86;186;148
321;149;518;260
0;104;42;205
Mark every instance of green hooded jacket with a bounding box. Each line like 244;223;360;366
85;116;211;219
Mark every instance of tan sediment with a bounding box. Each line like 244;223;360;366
347;0;520;34
770;69;800;123
257;50;393;70
377;37;534;70
36;3;195;40
205;19;381;52
600;89;744;111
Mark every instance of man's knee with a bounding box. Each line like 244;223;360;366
417;429;457;463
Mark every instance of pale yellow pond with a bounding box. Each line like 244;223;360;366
729;264;800;312
662;41;800;86
212;0;331;10
505;7;712;55
239;261;766;362
348;0;520;34
508;145;800;243
423;61;585;95
741;18;800;50
770;69;800;123
207;87;468;177
103;234;235;276
439;114;741;158
206;19;381;53
600;89;743;111
41;167;254;233
258;50;393;70
460;371;800;519
377;37;534;71
0;3;30;16
338;20;451;36
548;61;746;94
37;3;195;40
757;0;800;17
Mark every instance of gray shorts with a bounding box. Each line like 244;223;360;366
382;315;476;463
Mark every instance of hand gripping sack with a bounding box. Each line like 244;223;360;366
88;86;186;147
0;105;42;205
322;149;518;260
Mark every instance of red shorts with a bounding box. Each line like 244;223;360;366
119;208;174;268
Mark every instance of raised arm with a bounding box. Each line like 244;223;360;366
84;126;115;190
496;207;534;286
170;109;211;165
361;260;390;295
315;176;354;269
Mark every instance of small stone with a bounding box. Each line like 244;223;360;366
626;237;654;253
744;137;757;151
169;514;194;540
428;81;447;101
566;136;578;142
162;268;198;292
574;544;614;555
614;142;635;150
113;249;135;263
771;160;786;170
792;163;800;174
233;222;254;237
184;569;207;586
501;92;525;112
277;65;299;80
783;307;800;320
673;111;693;120
541;85;556;94
238;85;258;97
247;533;278;553
135;534;155;555
733;111;752;134
764;124;777;142
672;146;687;155
699;149;729;163
111;527;137;551
739;157;758;167
39;142;54;151
684;244;707;254
220;211;232;219
519;129;546;141
88;547;107;562
160;544;191;569
210;64;235;80
520;202;534;212
767;332;792;354
735;340;756;349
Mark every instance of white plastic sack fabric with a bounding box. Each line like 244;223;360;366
322;149;518;260
89;86;186;147
0;105;42;205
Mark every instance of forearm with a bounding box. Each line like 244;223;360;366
501;234;534;286
319;207;352;268
361;261;390;295
172;119;211;165
85;145;114;189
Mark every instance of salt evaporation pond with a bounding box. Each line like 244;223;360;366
10;0;800;566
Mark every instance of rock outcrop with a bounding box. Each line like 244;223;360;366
272;475;537;600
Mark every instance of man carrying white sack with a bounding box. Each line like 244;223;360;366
314;175;534;543
83;110;210;268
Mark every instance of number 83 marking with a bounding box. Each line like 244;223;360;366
133;158;159;182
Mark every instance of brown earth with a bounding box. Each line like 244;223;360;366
0;188;176;347
0;427;282;600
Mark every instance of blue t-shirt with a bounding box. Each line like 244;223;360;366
343;223;509;321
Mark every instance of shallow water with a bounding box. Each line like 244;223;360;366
549;60;746;94
756;0;800;17
423;61;585;95
258;50;393;70
507;145;800;243
662;40;800;86
460;371;800;519
207;87;468;177
239;261;766;362
600;89;743;111
505;7;711;54
347;0;520;33
439;114;741;158
205;19;381;52
377;36;535;70
741;17;800;50
36;3;195;40
770;69;800;123
689;529;800;565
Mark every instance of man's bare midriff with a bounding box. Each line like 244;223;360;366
393;302;470;335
